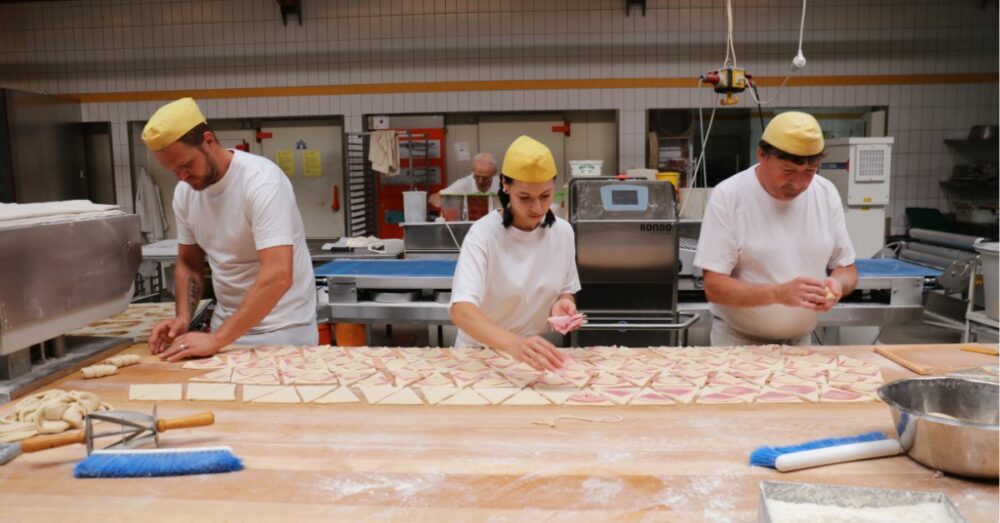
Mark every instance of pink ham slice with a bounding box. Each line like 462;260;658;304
821;388;866;401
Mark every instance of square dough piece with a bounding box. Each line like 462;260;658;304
129;383;183;401
187;383;237;401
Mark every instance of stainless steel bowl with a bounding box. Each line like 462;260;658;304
878;377;999;478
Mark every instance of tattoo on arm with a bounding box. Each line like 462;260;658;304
187;278;202;320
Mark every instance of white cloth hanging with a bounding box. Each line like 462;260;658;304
368;130;400;177
135;168;167;242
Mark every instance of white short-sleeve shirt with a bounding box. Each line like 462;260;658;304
174;150;317;335
693;165;856;340
450;211;581;348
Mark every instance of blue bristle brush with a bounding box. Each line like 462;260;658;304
749;431;902;472
74;446;243;478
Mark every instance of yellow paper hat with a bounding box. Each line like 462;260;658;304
502;136;557;183
141;98;207;151
761;111;824;156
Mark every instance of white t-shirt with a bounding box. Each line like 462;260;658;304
174;150;317;335
439;173;500;195
450;211;581;348
693;165;856;340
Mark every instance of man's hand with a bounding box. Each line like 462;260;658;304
816;276;844;312
772;276;829;311
157;332;224;362
501;336;570;372
550;297;578;317
148;318;190;355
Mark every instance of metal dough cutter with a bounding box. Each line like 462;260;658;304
17;406;215;455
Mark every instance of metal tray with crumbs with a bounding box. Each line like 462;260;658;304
758;481;967;523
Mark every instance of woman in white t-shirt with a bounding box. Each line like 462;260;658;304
449;136;581;371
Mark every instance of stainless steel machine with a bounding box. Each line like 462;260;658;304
0;207;141;402
401;222;471;259
568;177;697;346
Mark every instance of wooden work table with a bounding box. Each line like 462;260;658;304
0;343;997;522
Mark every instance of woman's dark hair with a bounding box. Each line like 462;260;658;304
497;174;556;229
177;122;214;147
758;139;825;165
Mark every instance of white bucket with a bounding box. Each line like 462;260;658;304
403;191;427;223
569;160;603;177
678;188;712;220
975;240;999;320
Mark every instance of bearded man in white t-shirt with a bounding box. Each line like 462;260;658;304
694;111;858;346
141;98;317;362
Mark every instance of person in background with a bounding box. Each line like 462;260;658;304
429;152;500;216
449;136;581;371
142;98;318;362
694;111;858;346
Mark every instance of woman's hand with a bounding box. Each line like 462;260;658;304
501;336;570;372
550;297;578;317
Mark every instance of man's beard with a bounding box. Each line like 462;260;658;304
192;147;220;190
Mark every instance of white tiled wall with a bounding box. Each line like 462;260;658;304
0;0;996;230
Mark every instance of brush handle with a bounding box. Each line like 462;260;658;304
156;412;215;432
775;439;903;472
20;430;86;453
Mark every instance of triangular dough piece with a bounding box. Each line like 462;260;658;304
771;383;820;402
296;385;336;403
182;355;229;370
474;387;518;405
378;387;424;405
360;385;401;404
283;370;339;385
356;372;394;388
536;389;575;405
450;371;485;388
242;385;283;402
501;388;551;405
418;386;461;405
650;385;698;404
470;372;512;388
189;368;233;382
439;388;490;406
630;390;676;405
388;369;425;387
757;387;806;404
500;371;540;389
818;386;875;403
252;386;301;404
564;390;615;406
314;387;360;404
129;383;183;401
598;387;638;406
187;383;236;401
418;372;454;387
335;369;377;385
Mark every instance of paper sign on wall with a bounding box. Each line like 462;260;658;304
454;141;471;162
276;150;295;177
303;150;322;177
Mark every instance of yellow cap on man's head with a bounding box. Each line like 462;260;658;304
502;135;557;183
761;111;824;157
141;98;207;151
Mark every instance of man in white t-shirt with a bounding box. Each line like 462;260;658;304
428;152;500;211
694;111;857;346
141;98;317;362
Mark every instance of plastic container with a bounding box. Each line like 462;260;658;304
403;190;427;223
569;160;603;177
975;240;999;320
466;194;490;221
657;171;681;188
317;323;332;345
439;194;464;221
334;323;366;347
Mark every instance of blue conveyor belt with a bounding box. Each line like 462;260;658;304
855;258;942;278
315;258;938;280
314;259;458;278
